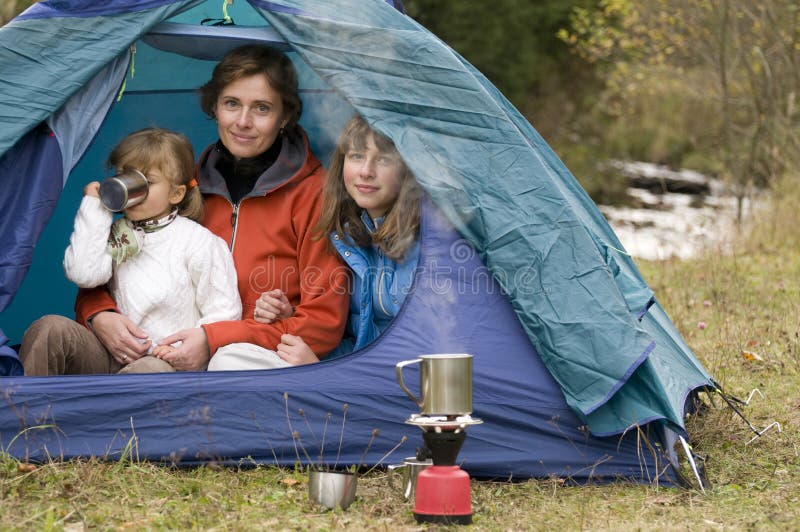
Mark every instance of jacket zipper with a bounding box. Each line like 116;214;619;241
376;251;390;316
229;202;241;251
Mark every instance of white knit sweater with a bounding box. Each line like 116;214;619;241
64;196;242;342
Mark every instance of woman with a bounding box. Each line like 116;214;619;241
257;115;421;364
60;44;348;373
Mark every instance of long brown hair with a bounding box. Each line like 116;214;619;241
316;116;420;261
199;44;302;137
108;127;203;221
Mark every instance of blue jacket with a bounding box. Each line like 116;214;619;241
327;214;419;358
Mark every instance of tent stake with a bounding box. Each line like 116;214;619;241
678;435;706;493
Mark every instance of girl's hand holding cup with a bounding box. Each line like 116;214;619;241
84;181;101;197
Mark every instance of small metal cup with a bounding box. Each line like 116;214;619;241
308;470;357;510
396;354;473;416
99;168;149;212
387;456;432;499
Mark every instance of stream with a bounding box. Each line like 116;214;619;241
597;161;751;261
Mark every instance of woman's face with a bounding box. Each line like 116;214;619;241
343;135;404;220
214;74;287;160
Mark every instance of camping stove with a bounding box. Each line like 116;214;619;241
395;354;482;524
404;414;483;524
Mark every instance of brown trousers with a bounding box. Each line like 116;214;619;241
19;315;175;376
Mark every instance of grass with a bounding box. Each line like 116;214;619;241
2;188;800;530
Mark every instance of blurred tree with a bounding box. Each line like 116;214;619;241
1;0;36;25
406;1;593;106
404;1;602;138
561;0;800;219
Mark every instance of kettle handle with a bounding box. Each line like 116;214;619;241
395;358;423;408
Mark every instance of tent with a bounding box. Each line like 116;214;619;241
0;0;715;483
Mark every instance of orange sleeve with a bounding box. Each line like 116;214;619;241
74;286;119;328
203;179;349;357
202;245;349;357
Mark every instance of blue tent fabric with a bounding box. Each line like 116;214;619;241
0;125;64;313
0;0;714;482
0;329;23;377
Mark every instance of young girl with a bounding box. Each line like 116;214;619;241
252;115;421;365
20;127;241;374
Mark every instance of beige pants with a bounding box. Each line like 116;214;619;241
19;315;176;376
207;343;290;371
20;315;122;376
117;356;177;374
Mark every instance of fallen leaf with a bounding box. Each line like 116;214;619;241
281;477;299;486
17;463;37;473
746;339;758;347
741;350;764;362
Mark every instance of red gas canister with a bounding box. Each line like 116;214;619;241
413;465;472;524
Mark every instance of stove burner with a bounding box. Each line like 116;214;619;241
405;413;483;432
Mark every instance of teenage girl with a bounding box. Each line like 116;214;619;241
252;115;421;365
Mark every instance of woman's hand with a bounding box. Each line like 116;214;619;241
90;311;150;366
84;181;101;197
254;289;294;323
156;327;210;371
276;334;319;366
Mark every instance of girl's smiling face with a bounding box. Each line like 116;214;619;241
214;74;287;160
342;135;405;219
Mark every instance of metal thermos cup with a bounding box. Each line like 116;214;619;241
395;354;473;416
99;169;149;212
387;457;433;499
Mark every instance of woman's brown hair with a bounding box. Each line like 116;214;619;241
199;44;302;136
316;116;420;261
108;127;203;221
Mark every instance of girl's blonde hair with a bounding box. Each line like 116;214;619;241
316;116;420;261
108;127;203;221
